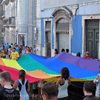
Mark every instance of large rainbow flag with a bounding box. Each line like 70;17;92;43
0;52;99;83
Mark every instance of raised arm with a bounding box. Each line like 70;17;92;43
56;78;61;86
27;80;30;92
56;78;65;86
13;80;18;89
68;77;71;85
94;74;99;84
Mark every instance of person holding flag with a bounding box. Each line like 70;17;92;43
94;67;100;99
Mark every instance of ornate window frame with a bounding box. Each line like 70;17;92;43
52;7;73;53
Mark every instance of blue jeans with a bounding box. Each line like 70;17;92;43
2;56;6;58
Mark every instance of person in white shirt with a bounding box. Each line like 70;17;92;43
56;67;71;100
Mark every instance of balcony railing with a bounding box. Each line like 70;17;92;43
3;21;9;27
9;17;16;27
1;11;5;18
3;17;16;27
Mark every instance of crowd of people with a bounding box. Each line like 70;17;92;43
0;42;94;60
0;43;99;100
54;48;92;59
0;43;36;60
0;67;99;100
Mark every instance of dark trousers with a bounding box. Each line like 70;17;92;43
58;97;68;100
32;89;38;94
2;56;6;58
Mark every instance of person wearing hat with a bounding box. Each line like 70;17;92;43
84;51;91;59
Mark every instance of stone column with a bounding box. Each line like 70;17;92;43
0;5;4;44
28;0;33;47
99;20;100;59
36;0;42;55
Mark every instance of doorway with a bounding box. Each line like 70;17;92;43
86;20;99;59
45;21;51;57
17;33;27;46
46;31;51;57
56;18;69;53
56;32;69;53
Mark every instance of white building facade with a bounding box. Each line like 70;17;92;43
35;0;100;59
0;1;4;44
1;0;37;47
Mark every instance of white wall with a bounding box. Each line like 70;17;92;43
43;0;100;9
36;0;42;55
0;5;3;44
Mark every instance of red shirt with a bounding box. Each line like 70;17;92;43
84;55;91;58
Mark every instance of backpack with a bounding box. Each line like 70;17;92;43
2;88;20;100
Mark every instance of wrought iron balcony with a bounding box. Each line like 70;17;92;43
3;19;9;27
3;17;16;27
1;11;5;18
9;17;16;27
9;23;16;27
3;22;9;26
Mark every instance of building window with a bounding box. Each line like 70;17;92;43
45;21;51;31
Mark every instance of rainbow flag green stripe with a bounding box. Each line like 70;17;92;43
0;52;99;83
